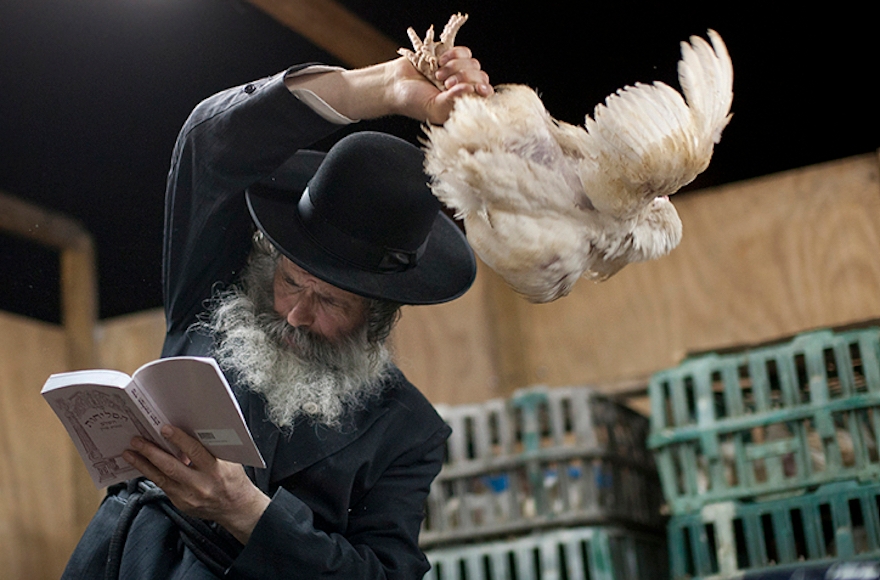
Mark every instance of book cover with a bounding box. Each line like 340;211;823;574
42;356;265;487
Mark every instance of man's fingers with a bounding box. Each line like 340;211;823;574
436;58;480;85
160;424;217;469
434;47;492;97
438;46;473;65
124;426;212;487
123;446;174;489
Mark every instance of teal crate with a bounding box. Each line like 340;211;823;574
667;480;880;579
648;327;880;515
424;525;668;580
422;386;664;547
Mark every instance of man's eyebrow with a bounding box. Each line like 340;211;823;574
281;271;302;286
280;265;361;306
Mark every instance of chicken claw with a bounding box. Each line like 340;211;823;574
398;13;469;89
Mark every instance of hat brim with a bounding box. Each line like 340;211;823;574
246;150;476;305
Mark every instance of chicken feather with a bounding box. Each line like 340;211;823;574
400;15;733;302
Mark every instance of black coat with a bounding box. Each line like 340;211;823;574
63;67;451;580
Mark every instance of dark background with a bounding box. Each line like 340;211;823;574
2;0;876;323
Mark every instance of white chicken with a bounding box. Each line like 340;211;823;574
399;14;734;303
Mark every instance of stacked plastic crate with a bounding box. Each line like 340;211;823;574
421;385;668;580
647;326;880;579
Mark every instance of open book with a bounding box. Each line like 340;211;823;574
42;356;265;488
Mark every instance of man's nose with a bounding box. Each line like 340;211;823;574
286;294;317;328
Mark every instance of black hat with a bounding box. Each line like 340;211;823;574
245;132;476;305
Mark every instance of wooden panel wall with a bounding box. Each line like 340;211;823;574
391;259;502;404
0;192;105;579
393;152;880;403
0;312;82;579
95;309;166;372
0;309;166;579
522;153;880;387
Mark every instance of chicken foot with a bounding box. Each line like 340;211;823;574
398;13;469;89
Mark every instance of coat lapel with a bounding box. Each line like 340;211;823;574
243;394;281;491
242;389;390;491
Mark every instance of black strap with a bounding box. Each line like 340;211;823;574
104;479;242;580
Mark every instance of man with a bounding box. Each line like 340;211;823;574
62;44;493;579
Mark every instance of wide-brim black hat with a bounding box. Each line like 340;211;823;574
245;132;476;305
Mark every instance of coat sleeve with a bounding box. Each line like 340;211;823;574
226;425;449;580
161;66;344;339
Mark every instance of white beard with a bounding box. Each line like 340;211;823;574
204;255;393;431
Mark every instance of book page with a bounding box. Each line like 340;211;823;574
132;357;264;468
41;369;130;392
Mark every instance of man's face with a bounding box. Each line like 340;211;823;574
208;252;390;429
272;257;368;344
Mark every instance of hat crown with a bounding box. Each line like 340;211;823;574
303;132;441;255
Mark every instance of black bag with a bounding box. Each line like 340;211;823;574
62;478;242;580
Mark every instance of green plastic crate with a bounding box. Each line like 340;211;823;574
667;480;880;579
422;386;664;548
424;525;668;580
648;327;880;515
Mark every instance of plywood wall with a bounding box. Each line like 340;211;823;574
519;153;880;384
394;152;880;403
0;312;84;579
391;259;503;403
0;309;166;579
95;309;166;372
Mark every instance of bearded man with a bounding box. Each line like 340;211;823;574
62;45;493;580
